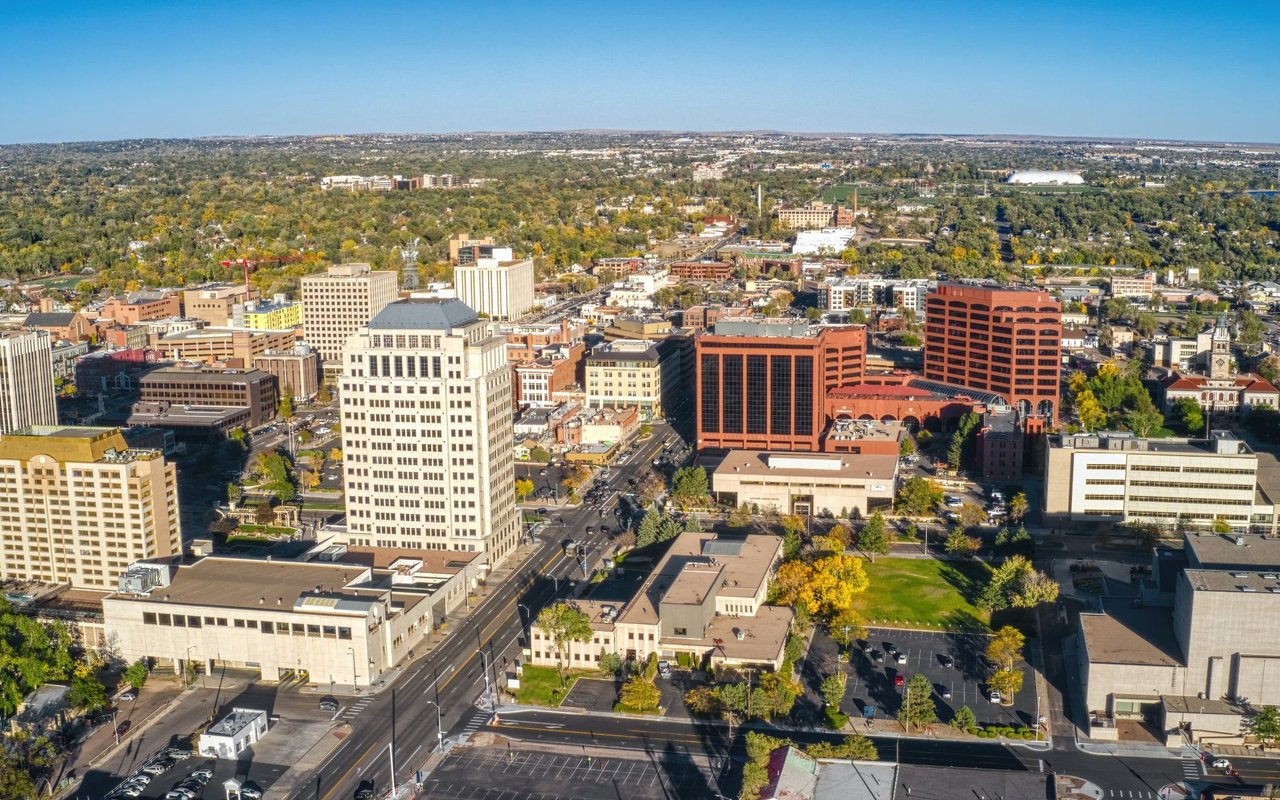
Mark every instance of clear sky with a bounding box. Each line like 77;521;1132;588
2;0;1277;144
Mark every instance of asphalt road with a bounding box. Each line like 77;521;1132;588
488;708;1189;800
285;423;681;800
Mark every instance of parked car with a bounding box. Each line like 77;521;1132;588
240;787;263;800
895;652;908;665
894;674;905;688
657;661;672;678
988;690;1003;703
319;698;340;713
115;720;132;737
118;690;137;702
944;495;963;508
871;651;885;664
939;655;954;669
355;789;376;800
937;685;952;700
1211;758;1231;770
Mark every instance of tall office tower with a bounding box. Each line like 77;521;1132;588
453;253;535;322
299;263;399;371
695;319;867;452
338;299;519;566
923;283;1062;421
0;426;181;589
0;330;57;434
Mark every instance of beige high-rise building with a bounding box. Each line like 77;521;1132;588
453;256;535;322
299;263;399;366
0;426;181;590
0;330;57;434
338;299;519;566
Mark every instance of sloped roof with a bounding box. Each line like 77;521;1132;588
368;299;479;331
25;312;77;327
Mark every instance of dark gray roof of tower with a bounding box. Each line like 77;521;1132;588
368;298;479;331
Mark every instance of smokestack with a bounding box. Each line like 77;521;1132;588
756;184;762;215
853;188;859;217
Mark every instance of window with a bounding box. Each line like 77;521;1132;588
261;621;274;634
673;627;688;637
187;616;201;628
143;612;157;625
339;627;352;640
158;613;171;625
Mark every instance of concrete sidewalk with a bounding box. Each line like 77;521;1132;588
1202;741;1280;759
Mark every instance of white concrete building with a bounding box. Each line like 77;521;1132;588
792;227;857;256
711;450;898;517
198;708;268;759
453;256;535;321
299;263;398;365
1044;430;1269;533
338;299;520;566
1006;170;1085;185
0;330;56;434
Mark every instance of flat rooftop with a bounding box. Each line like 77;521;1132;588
207;708;265;737
661;564;723;606
0;426;160;464
1183;569;1280;594
714;450;898;482
105;557;375;613
141;367;273;384
1185;533;1280;569
1079;600;1183;667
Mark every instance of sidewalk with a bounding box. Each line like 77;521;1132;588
1203;741;1280;759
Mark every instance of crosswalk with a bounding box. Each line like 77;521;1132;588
1181;752;1203;781
457;710;489;741
340;697;374;720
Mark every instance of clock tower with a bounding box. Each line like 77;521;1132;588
1209;314;1231;380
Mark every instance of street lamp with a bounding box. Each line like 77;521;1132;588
347;646;359;691
381;740;397;791
423;700;444;751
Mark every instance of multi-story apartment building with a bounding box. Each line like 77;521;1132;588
923;283;1062;422
817;277;935;316
299;263;399;366
235;296;304;330
528;532;793;670
338;299;520;566
0;426;180;590
1044;430;1267;533
182;283;258;327
502;318;587;364
1109;271;1157;298
138;368;279;428
453;254;535;321
695;319;867;452
0;330;57;435
670;261;734;281
775;201;853;230
99;290;182;325
514;343;583;406
584;339;682;420
447;233;496;264
151;327;296;367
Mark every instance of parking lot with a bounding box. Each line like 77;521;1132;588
423;745;720;800
838;627;1038;728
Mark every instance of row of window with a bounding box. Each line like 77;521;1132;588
141;611;354;638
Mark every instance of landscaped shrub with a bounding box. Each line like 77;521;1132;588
824;707;849;730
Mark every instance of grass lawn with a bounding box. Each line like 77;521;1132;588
851;556;992;632
514;665;592;707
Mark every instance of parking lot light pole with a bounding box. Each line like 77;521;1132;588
347;646;359;691
423;700;443;750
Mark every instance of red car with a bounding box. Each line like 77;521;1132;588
115;720;132;737
894;674;905;688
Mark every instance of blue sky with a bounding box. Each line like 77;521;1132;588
1;0;1277;144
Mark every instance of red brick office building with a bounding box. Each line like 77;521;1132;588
696;319;866;452
923;283;1062;422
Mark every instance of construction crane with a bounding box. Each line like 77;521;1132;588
219;255;305;289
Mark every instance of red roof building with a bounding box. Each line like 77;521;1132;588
1162;373;1280;420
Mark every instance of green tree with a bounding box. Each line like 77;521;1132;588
529;446;552;463
1212;516;1233;534
1248;705;1280;746
1172;397;1205;435
1008;492;1028;523
598;651;623;677
952;704;978;732
728;504;753;529
805;735;877;760
684;686;721;716
636;508;661;547
617;676;661;713
899;435;916;456
68;674;108;712
956;501;988;530
670;466;709;508
1256;355;1280;384
1134;311;1158;339
1124;405;1164;437
857;512;889;562
123;659;149;691
947;412;981;471
944;528;981;557
820;672;847;708
534;602;592;682
899;673;937;730
828;608;866;651
714;681;749;716
827;522;852;551
277;389;294;420
1238;310;1266;350
896;476;943;516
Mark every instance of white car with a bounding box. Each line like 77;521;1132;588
895;653;908;665
1211;758;1231;770
944;496;963;508
988;690;1003;703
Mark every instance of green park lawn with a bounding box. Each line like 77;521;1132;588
513;665;590;707
851;556;992;632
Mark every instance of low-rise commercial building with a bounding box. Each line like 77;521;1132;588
711;450;897;517
1044;430;1268;533
99;291;183;326
139;367;279;428
514;343;583;406
182;284;258;327
0;426;180;590
254;347;321;401
105;548;478;687
198;708;268;759
529;532;792;670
